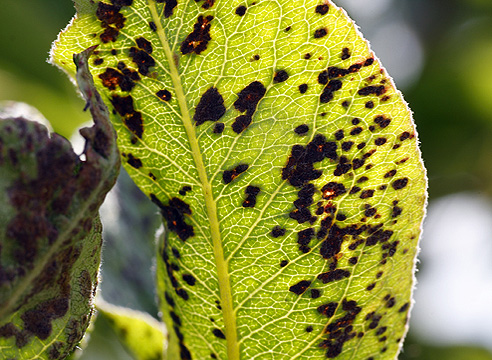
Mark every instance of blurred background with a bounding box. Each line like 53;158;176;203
2;0;492;359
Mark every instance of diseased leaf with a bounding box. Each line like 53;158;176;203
52;1;427;359
95;300;167;360
0;48;119;358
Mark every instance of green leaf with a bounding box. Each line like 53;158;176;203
0;48;119;358
51;1;427;359
95;300;166;360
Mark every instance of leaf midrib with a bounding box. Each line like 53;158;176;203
147;2;240;359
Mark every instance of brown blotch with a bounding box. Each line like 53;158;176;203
21;297;69;340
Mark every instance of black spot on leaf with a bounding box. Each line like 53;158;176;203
213;122;225;134
234;82;267;114
315;4;329;15
179;186;192;196
99;67;137;92
294;124;309;135
212;328;226;339
374;115;391;128
318;70;329;85
297;228;315;246
126;153;142;169
289;280;311;295
321;182;346;200
320;79;342;103
159;0;177;18
180;15;214;55
318;269;350;283
282;135;337;187
317;302;338;317
232;115;252;134
392;178;409;190
360;190;374;199
375;137;387;146
182;274;196;286
194;87;226;126
341;48;351;60
358;85;386;96
400;132;411;141
150;195;194;241
136;37;153;54
235;5;247;16
298;83;308;94
341;141;353;151
157;89;172;101
271;226;286;238
314;28;328;38
320;299;362;358
110;95;144;138
399;302;410;313
222;164;249;184
242;185;260;207
273;70;289;83
366;229;393;246
129;47;156;76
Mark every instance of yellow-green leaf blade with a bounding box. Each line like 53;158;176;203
96;301;167;360
51;1;427;359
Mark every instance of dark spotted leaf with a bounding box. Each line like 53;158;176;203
0;48;119;358
95;301;166;360
51;1;426;359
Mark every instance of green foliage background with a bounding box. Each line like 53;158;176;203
1;0;492;359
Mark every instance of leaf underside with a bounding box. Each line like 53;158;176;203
0;49;119;358
52;1;427;359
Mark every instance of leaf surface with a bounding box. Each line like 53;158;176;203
0;48;119;359
52;1;427;359
95;301;167;360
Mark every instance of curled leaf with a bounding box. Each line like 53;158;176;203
0;47;119;358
